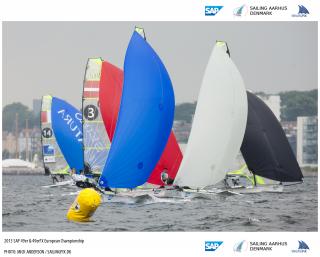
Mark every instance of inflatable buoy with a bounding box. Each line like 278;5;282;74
67;188;101;222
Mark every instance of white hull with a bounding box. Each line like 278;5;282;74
226;184;284;194
42;179;74;188
101;188;154;203
152;188;231;199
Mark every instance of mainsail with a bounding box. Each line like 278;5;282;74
240;91;303;182
41;95;71;175
99;31;175;188
99;53;182;185
174;41;248;188
82;58;111;175
51;97;84;173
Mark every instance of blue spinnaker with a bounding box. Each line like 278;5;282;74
99;31;175;188
51;97;84;173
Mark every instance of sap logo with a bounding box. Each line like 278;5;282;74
292;240;309;253
205;6;223;16
205;241;223;251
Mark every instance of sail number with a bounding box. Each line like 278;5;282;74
84;105;98;120
42;128;53;138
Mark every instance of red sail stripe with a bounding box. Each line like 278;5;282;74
84;81;100;88
83;91;99;98
99;61;183;186
41;111;48;123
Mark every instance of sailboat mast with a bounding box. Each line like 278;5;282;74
25;118;29;161
15;113;19;159
253;174;257;186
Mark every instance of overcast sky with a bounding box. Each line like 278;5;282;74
2;21;318;109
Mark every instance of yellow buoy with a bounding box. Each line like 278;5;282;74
67;188;101;222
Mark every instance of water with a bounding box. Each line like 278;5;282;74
2;174;317;231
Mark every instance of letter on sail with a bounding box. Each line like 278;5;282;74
51;97;84;172
174;41;248;188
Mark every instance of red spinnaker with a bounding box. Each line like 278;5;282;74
99;61;183;185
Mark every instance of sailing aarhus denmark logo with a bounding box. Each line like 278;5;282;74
233;5;248;17
292;5;309;17
205;241;223;251
233;240;248;252
57;109;83;142
292;241;310;253
205;6;223;16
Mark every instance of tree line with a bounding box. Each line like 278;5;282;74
174;89;317;123
2;89;318;133
2;102;40;132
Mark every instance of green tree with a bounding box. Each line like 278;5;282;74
280;89;317;121
2;149;10;159
175;102;197;123
2;102;36;132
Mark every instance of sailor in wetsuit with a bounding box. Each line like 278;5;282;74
71;167;96;188
160;169;174;186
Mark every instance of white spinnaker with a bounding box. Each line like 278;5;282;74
174;42;248;188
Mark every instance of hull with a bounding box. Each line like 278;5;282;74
101;188;154;203
42;179;74;188
152;188;225;199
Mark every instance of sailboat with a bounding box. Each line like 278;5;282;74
41;95;84;186
224;164;266;189
99;28;182;187
82;58;111;177
154;41;248;198
225;91;303;193
98;29;175;191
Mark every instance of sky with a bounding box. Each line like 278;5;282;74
2;21;318;109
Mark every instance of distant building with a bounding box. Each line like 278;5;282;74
2;132;17;156
33;99;41;115
281;121;297;156
296;116;318;166
2;127;41;161
257;94;281;121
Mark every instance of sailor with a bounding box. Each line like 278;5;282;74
52;175;59;184
231;177;240;187
160;169;174;186
71;168;96;188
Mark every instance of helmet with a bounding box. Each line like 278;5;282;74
161;171;169;181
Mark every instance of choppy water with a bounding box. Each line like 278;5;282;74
2;174;318;231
